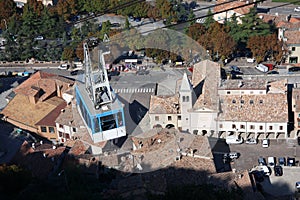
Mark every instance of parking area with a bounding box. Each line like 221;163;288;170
260;167;300;197
224;140;300;197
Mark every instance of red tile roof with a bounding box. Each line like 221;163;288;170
214;0;254;15
35;101;67;126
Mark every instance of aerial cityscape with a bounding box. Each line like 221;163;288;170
0;0;300;199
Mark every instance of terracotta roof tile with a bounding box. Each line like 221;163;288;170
214;0;254;15
192;60;220;111
149;95;179;114
35;101;67;126
284;30;300;44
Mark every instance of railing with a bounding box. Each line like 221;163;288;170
0;61;63;65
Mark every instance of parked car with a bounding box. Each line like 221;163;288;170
251;170;264;182
246;58;255;63
70;70;84;76
246;138;257;144
262;139;269;148
288;67;300;72
295;7;300;12
58;64;70;70
287;157;296;166
230;65;240;72
258;157;267;165
268;157;275;166
274;165;283;176
226;135;243;144
267;70;279;75
278;157;286;166
296;181;300;190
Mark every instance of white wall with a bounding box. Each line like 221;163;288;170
218;89;266;95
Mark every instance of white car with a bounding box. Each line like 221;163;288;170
246;58;256;63
294;7;300;12
246;138;257;144
58;63;70;70
267;157;275;166
34;35;44;41
226;135;243;144
262;139;269;148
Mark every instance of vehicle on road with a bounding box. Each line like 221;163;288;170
278;157;286;166
226;135;243;144
274;165;283;176
268;157;275;166
287;157;296;166
246;58;255;63
295;7;300;12
256;64;269;73
58;63;70;70
246;138;257;144
262;139;269;148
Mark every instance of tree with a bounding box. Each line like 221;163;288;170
247;33;283;63
124;17;130;30
203;9;214;29
62;46;74;62
187;23;206;41
0;0;16;30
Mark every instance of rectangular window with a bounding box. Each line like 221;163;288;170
250;125;255;130
59;124;63;128
240;125;245;129
292;47;296;51
168;116;172;121
73;127;77;132
186;96;189;102
269;126;273;130
241;100;244;104
41;126;47;132
155;116;159;121
232;100;236;103
250;100;254;104
100;114;116;131
227;91;231;94
279;126;283;130
219;124;223;128
49;127;55;133
59;132;63;137
298;113;300;118
232;124;236;129
259;126;263;130
259;100;263;104
178;115;181;120
65;133;70;139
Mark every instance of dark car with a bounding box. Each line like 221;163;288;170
267;70;279;75
258;157;267;165
287;157;296;166
278;157;286;166
230;65;240;72
251;170;264;182
274;166;283;176
70;70;84;76
289;67;300;72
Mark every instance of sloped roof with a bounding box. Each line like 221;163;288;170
179;72;193;92
55;104;77;126
284;30;300;45
192;60;220;111
1;94;65;127
35;101;67;126
214;0;254;15
149;95;179;114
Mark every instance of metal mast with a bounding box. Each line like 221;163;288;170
83;42;112;110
